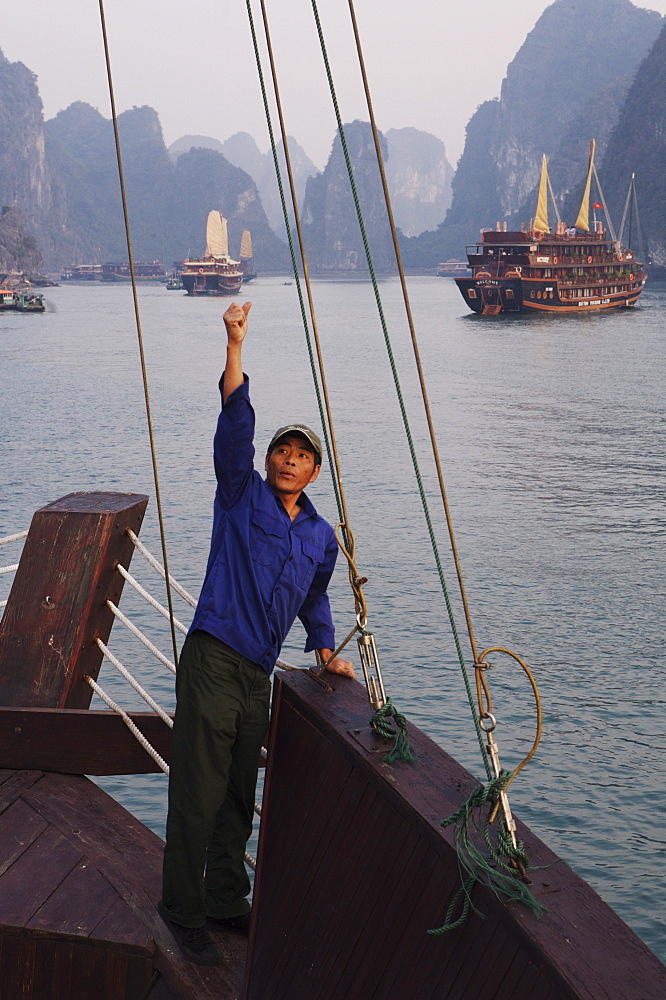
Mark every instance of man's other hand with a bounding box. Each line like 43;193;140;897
320;652;356;679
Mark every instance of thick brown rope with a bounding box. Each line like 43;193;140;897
97;0;179;669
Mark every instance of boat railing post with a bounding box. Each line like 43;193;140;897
0;491;148;709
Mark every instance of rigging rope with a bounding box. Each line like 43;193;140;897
97;0;180;670
246;1;412;764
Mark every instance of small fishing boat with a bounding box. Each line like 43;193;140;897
455;141;646;315
239;230;257;283
0;289;45;312
180;212;244;296
165;271;183;290
16;291;45;312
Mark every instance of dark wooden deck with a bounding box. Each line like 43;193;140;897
0;767;246;1000
245;669;666;1000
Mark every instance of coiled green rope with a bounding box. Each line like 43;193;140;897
427;772;545;935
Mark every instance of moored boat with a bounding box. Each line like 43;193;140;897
239;230;257;283
456;141;646;315
436;259;470;278
180;212;244;296
101;261;167;282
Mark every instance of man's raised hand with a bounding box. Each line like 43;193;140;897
223;301;252;343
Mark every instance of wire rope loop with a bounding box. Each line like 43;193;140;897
480;712;497;733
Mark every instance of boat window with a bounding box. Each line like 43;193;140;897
506;289;514;299
468;289;477;299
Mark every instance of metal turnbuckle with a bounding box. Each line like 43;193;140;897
481;714;519;852
357;629;387;711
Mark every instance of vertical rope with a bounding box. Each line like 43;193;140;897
309;0;490;774
97;0;179;669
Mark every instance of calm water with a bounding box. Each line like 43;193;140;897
1;276;665;960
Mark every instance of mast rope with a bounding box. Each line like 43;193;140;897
97;0;180;670
248;0;543;920
246;0;414;763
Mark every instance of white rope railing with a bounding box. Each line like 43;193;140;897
127;528;198;608
116;564;188;634
85;674;170;775
0;563;19;576
96;638;174;727
107;600;177;675
0;529;28;546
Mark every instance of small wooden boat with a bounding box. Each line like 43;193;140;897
180;212;244;296
455;141;646;315
1;492;665;999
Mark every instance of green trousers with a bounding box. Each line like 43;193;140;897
161;630;271;928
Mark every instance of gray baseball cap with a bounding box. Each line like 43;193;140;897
267;424;323;464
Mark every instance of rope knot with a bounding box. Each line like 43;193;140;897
370;698;417;764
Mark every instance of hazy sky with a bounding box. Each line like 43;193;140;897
2;1;665;169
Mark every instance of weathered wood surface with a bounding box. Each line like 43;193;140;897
0;768;246;1000
0;707;174;774
0;492;148;709
245;670;666;1000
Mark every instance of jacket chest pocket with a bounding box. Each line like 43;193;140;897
296;539;324;592
250;512;286;568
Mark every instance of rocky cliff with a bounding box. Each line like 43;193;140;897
405;0;663;265
0;205;43;275
0;47;71;268
384;128;453;237
598;19;666;268
301;120;394;273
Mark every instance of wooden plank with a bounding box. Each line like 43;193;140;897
27;858;119;937
0;491;148;709
0;824;82;926
0;768;44;814
0;795;48;877
0;708;173;774
90;895;155;954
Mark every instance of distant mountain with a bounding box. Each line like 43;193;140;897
404;0;663;265
598;19;666;269
0;47;72;266
43;104;291;271
167;134;225;161
384;128;453;237
301;120;394;274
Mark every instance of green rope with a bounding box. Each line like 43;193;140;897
427;772;546;935
308;0;491;781
370;698;417;764
244;0;345;530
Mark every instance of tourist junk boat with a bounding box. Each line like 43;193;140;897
239;230;257;283
180;212;244;296
455;141;646;315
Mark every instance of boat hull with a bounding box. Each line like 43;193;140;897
180;267;243;296
456;275;645;315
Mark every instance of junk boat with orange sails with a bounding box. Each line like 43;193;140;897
455;140;646;315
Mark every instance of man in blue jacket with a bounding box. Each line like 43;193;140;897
159;301;354;965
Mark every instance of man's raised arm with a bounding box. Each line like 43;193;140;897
222;301;252;404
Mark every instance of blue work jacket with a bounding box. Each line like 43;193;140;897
189;376;338;674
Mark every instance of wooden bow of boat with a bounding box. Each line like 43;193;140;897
1;493;665;999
